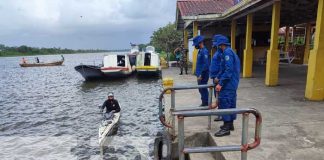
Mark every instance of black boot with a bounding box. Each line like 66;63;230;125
214;122;231;137
214;116;222;121
199;103;208;107
214;128;230;137
220;122;234;131
179;72;183;75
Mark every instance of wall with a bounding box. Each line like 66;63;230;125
253;46;269;62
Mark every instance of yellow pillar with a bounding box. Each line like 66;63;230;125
231;19;237;53
184;30;188;49
303;23;311;64
183;30;189;63
192;21;198;74
305;0;324;100
284;26;290;52
243;14;253;78
265;1;281;86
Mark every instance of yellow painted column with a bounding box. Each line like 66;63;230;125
303;23;311;64
243;14;253;78
305;0;324;100
183;30;189;63
192;21;198;74
231;19;237;53
265;1;281;86
284;26;290;52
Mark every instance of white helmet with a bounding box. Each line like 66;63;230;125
108;92;114;97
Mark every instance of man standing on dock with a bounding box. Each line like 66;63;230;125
173;44;188;75
193;35;209;106
213;35;240;137
179;44;188;75
210;35;223;121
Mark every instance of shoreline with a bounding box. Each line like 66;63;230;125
0;51;127;58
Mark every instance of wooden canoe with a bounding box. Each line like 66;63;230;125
19;60;64;67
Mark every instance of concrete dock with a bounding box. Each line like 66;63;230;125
161;64;324;160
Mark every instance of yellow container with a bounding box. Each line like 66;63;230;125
160;57;168;69
163;77;173;94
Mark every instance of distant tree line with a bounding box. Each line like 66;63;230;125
0;44;128;57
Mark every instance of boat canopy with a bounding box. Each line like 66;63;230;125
103;55;128;67
145;46;155;53
136;51;160;67
131;45;139;54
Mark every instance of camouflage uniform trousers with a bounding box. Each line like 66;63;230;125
179;59;188;74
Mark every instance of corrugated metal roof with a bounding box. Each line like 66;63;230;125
177;0;235;17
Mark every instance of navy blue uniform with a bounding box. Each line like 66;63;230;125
210;49;223;97
218;47;240;122
196;47;210;104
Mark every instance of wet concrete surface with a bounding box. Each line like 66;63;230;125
162;64;324;160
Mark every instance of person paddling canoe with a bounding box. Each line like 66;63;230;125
100;92;121;119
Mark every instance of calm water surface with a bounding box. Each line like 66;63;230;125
0;53;163;160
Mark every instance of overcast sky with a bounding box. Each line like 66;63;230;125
0;0;176;50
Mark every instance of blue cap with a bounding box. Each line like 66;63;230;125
213;34;230;47
212;34;222;47
192;35;205;46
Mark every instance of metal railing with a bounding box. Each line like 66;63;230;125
158;84;215;136
173;108;262;160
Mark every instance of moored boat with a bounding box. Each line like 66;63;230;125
74;65;104;80
136;46;161;76
100;54;133;77
75;53;134;80
128;44;140;69
98;112;121;146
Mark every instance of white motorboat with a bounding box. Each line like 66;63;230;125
136;46;161;75
100;54;133;77
98;112;121;146
129;44;140;70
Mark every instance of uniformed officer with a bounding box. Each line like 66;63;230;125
179;45;188;75
213;35;240;137
210;35;223;121
173;45;182;70
193;35;210;106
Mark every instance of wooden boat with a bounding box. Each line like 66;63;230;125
136;46;161;76
20;60;64;67
98;112;121;146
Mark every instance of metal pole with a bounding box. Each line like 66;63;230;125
241;113;249;160
171;90;176;136
208;87;213;130
178;116;185;160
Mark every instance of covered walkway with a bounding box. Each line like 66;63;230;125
176;0;324;100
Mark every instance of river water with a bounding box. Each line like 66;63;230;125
0;53;163;160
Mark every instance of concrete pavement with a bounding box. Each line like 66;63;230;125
161;64;324;160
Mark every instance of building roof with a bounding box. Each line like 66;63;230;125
177;0;235;17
